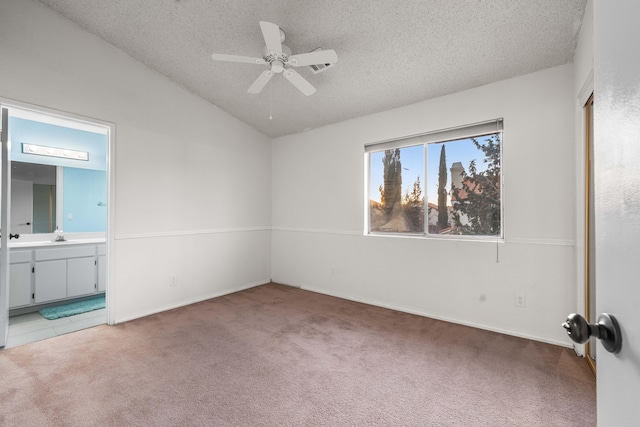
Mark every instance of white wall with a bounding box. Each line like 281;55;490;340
272;64;577;346
0;0;272;322
574;0;594;99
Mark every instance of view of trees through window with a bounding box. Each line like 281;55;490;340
368;132;502;237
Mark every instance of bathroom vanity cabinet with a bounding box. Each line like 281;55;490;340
8;242;106;309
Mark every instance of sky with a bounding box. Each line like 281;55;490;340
369;135;496;205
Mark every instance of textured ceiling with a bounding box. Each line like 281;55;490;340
36;0;587;138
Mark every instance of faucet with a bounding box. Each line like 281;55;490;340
53;228;66;242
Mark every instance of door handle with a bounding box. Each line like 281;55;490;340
562;313;622;354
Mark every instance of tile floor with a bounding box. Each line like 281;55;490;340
6;308;107;349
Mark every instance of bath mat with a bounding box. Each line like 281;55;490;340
39;296;105;320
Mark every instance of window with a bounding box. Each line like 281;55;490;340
366;119;503;238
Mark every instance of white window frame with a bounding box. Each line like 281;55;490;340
365;119;504;240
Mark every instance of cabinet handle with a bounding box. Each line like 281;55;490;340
0;233;20;239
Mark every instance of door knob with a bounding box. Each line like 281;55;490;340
9;233;20;239
562;313;622;354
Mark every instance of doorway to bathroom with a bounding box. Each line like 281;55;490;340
0;99;113;349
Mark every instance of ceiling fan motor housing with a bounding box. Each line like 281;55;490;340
263;45;291;67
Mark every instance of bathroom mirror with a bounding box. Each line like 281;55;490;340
11;162;56;234
10;161;106;235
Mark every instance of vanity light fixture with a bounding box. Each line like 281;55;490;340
22;143;89;161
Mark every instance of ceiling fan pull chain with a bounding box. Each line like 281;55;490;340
269;82;273;120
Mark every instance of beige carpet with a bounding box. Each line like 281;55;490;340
0;283;595;426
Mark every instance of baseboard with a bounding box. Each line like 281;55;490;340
113;280;269;324
300;284;573;349
271;280;301;289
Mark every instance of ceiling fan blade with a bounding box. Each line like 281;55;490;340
211;53;266;65
248;70;274;94
288;49;338;67
259;21;282;55
283;69;316;96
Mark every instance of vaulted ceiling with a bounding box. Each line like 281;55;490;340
37;1;587;138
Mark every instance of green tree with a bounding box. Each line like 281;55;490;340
437;145;448;231
451;134;501;236
403;176;424;231
381;148;402;214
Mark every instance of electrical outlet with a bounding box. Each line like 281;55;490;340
169;276;178;287
331;267;336;277
515;293;526;307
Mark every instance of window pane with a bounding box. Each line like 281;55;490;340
426;133;501;236
369;145;424;233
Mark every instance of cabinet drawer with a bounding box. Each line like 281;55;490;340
10;250;32;264
35;246;95;261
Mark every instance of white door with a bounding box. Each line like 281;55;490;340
0;106;11;347
594;1;640;424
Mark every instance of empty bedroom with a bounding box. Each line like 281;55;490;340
1;0;639;426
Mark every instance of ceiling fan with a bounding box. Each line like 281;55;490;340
211;21;338;96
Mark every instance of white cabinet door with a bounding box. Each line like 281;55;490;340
97;255;106;292
67;257;96;297
9;262;32;308
34;260;67;303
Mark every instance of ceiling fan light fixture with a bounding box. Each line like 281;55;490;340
271;60;284;73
